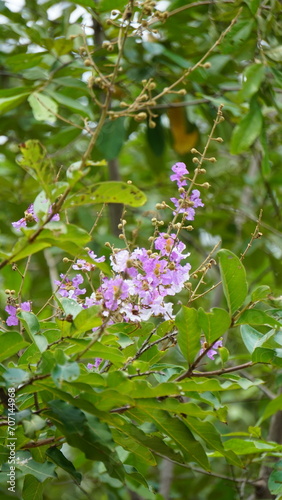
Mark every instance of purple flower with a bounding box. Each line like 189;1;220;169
171;189;204;221
100;276;131;311
54;274;86;299
6;301;31;326
73;250;105;272
12;203;59;231
87;358;103;370
154;233;190;263
200;339;223;360
170;162;189;188
110;249;130;273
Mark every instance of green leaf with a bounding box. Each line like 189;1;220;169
245;0;260;14
241;325;279;354
0;332;28;362
111;428;156;465
198;307;231;343
46;447;82;484
130;408;209;470
28;93;58;123
217;249;248;314
230;99;263;154
236;309;281;327
268;460;282;495
251;285;271;302
0;88;29;115
261;394;282;422
18;140;54;198
224;438;280;455
46;90;92;118
65;181;147;208
15;451;56;482
51;362;80;387
238;63;265;101
71;306;102;335
96;118;126;159
57;297;83;319
184;416;242;467
175;306;201;364
3;367;30;387
18;311;48;353
22;474;44;500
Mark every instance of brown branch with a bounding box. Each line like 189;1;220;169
21;436;64;449
176;361;254;381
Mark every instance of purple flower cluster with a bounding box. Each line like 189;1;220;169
54;274;86;299
12;203;59;230
6;301;31;326
170;162;204;221
58;232;191;323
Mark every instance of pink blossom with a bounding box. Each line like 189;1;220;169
170;162;189;188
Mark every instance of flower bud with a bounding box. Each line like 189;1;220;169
135;112;147;122
84;58;92;66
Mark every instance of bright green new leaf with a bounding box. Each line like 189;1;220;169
175;306;201;364
218;249;248;314
230;99;263;154
28;93;58;123
198;307;231;343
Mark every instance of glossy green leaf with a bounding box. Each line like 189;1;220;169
198;307;231;343
175;306;201;364
217;249;248;314
238;63;265;101
236;309;281;327
0;332;28;362
71;305;102;335
65;181;147;208
46;447;82;484
18;311;47;353
230;99;263;154
111;428;156;465
251;285;271;302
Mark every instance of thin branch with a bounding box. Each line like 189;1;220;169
153;451;257;485
176;361;255;381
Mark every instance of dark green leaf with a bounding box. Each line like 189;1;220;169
198;307;231;343
175;306;201;364
46;447;82;484
218;249;248;314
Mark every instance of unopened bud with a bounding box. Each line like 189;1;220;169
135;112;147;122
105;242;111;247
63;257;70;263
84;58;92;66
127;180;132;184
207;157;216;163
178;89;187;95
178;187;185;194
202;182;211;189
148;82;156;90
218;116;225;122
203;62;211;68
119;234;125;239
186;225;194;231
192;157;200;164
215;137;224;142
102;41;110;49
